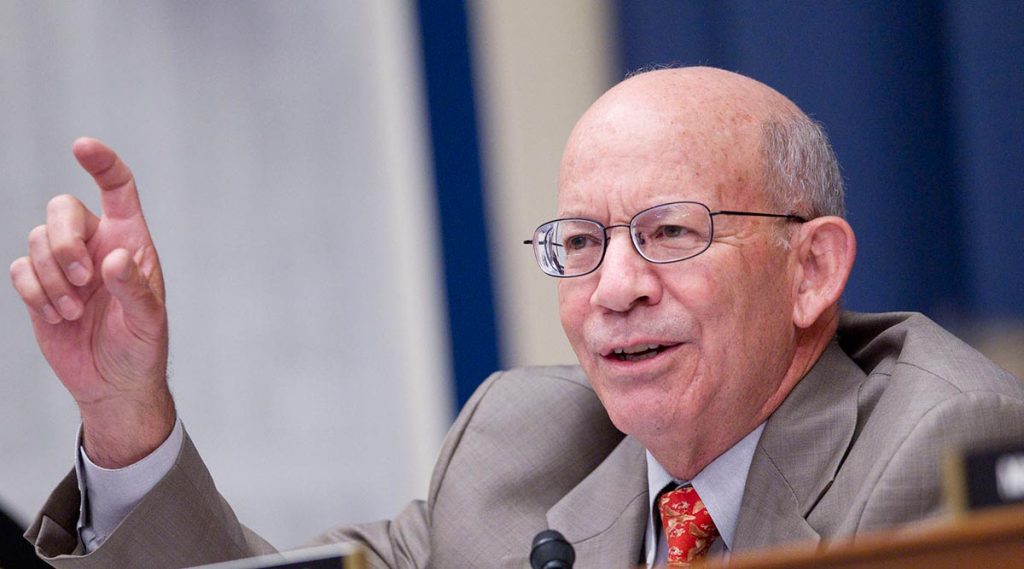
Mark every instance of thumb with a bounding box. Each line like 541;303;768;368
101;248;166;341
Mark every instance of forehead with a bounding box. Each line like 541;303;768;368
557;88;765;220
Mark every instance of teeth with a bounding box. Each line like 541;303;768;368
612;344;662;355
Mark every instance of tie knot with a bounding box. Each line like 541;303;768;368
657;485;719;566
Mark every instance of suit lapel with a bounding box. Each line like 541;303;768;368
546;436;649;568
542;342;866;560
733;342;865;552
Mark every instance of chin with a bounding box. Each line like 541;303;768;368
594;383;675;439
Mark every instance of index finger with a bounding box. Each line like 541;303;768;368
72;137;143;221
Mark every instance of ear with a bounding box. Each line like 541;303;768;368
790;216;856;329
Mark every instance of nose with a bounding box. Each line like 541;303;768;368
589;229;662;312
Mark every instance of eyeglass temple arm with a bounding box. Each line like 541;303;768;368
712;211;807;222
523;239;565;248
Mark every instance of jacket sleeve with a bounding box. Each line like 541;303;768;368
856;391;1024;533
27;431;276;569
25;371;507;569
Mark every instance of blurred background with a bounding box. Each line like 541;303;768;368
1;0;1021;556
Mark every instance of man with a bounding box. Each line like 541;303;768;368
12;67;1024;568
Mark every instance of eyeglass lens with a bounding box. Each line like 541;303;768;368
532;202;712;277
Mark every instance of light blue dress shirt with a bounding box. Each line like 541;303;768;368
643;423;765;567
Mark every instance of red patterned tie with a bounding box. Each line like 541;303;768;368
657;485;720;567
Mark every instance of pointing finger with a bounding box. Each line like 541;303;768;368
72;137;144;221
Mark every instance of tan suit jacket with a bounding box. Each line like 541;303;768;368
27;312;1024;568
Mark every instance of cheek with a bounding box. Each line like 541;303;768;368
696;247;795;382
682;242;788;325
663;258;763;376
558;280;592;349
662;260;735;326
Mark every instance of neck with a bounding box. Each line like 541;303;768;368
751;307;839;426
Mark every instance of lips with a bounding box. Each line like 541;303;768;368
601;342;678;362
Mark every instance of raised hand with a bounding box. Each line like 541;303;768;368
10;138;175;468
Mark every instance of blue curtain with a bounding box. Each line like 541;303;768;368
616;1;1023;324
416;0;500;409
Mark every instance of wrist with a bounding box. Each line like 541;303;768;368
80;388;177;468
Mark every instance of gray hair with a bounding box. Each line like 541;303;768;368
760;115;845;219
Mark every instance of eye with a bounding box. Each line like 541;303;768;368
564;233;601;251
654;225;688;239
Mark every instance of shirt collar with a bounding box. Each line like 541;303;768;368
643;423;765;562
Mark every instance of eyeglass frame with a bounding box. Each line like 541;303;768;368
523;200;808;278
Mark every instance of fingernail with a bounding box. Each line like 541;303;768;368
41;304;62;324
68;262;89;286
57;295;80;319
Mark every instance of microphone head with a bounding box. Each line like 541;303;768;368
530;529;575;569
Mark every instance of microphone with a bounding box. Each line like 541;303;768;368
530;529;575;569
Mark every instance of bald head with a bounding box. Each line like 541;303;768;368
559;67;843;219
615;66;801;119
553;67;856;477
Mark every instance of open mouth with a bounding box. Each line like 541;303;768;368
608;344;669;362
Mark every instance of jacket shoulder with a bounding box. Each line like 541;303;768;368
427;365;624;566
838;311;1023;397
825;312;1024;534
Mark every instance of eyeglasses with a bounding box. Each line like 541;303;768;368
524;201;806;278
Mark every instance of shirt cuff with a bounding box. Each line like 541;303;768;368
76;417;184;551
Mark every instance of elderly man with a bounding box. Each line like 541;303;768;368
13;67;1024;568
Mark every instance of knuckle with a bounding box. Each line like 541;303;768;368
10;256;30;273
46;193;78;215
9;257;28;281
27;225;48;247
49;236;77;261
9;259;38;294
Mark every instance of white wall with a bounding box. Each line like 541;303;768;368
469;0;616;367
0;1;450;547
